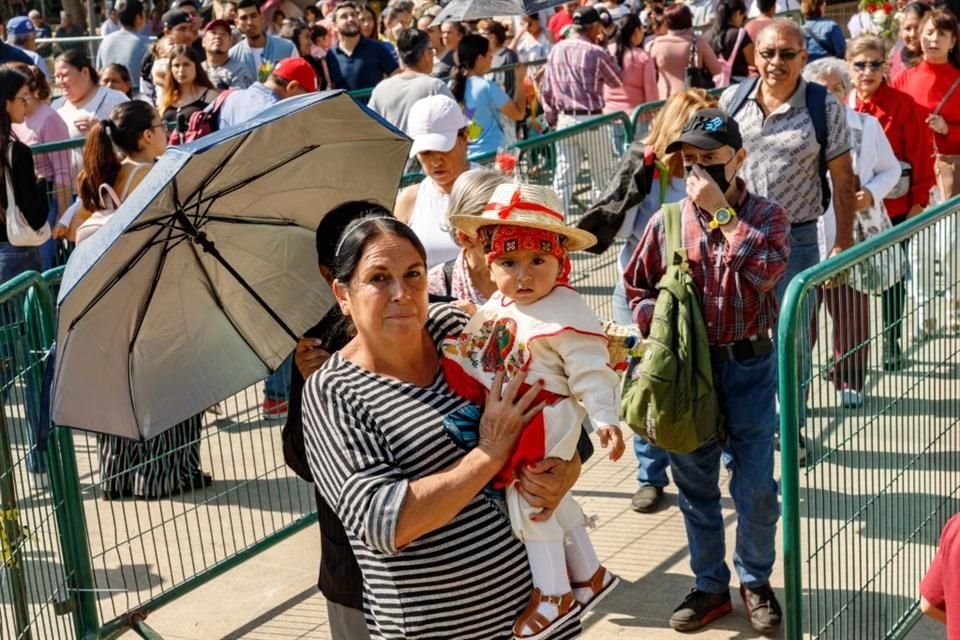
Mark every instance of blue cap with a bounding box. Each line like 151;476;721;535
6;16;37;36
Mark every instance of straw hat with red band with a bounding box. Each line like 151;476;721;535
449;183;597;252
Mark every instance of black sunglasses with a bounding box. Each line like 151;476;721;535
852;60;884;71
758;48;800;61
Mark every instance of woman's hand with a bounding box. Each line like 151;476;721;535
478;368;545;466
452;299;477;315
73;114;98;134
294;337;331;379
51;223;68;239
855;189;873;211
927;114;948;136
596;424;626;461
516;454;582;522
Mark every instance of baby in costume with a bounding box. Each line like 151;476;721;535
441;183;626;640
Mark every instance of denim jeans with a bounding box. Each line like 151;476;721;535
613;280;671;488
38;188;61;271
263;353;293;401
774;222;821;424
0;243;45;473
668;351;780;593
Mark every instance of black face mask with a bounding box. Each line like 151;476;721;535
685;160;733;194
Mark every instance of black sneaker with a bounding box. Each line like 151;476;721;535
882;340;907;372
669;588;732;631
739;583;783;634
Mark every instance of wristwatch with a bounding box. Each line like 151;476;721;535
709;207;737;230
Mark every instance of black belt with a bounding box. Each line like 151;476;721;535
710;333;774;362
560;109;602;116
791;219;818;229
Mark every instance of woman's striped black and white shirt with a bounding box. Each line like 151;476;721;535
302;304;580;640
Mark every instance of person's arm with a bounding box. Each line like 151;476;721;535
10;143;49;230
860;117;901;208
642;52;658;104
597;47;623;89
492;79;525;122
395;369;546;548
824;98;856;253
394;183;419;224
830;24;846;59
698;35;723;76
905;104;935;211
381;43;400;80
920;596;947;624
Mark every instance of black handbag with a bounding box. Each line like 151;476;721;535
685;32;715;90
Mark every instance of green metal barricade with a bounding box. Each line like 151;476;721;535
779;197;960;640
0;271;76;640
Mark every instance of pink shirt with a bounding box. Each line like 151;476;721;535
921;514;960;639
649;30;722;100
12;102;72;188
604;45;658;115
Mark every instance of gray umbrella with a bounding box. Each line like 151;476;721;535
52;91;410;441
432;0;568;23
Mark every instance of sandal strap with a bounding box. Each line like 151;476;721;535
513;588;578;636
571;566;607;592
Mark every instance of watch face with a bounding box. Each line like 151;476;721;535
715;209;733;225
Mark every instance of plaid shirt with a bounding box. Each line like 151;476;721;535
540;35;622;115
623;179;790;345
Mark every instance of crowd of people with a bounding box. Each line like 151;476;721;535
4;0;960;638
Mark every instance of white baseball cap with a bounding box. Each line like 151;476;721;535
406;95;469;159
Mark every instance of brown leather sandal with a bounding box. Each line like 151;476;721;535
512;588;582;640
571;565;621;613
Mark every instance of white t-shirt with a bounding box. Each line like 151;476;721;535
52;86;130;169
251;47;265;71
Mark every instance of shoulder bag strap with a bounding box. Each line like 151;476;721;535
662;202;685;266
117;163;150;202
688;31;699;68
933;76;960;116
729;28;746;63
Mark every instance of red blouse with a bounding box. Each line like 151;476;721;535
892;60;960;156
853;81;935;218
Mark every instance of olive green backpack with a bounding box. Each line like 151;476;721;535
621;203;724;453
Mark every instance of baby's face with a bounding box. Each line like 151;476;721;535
489;249;561;305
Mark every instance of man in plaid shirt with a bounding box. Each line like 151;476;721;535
623;108;790;634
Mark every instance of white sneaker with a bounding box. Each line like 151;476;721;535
838;389;864;409
28;472;48;490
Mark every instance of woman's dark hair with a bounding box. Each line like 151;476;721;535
55;48;99;86
450;34;490;103
102;63;134;98
397;27;431;67
77;101;158;211
316;201;392;269
801;0;824;19
304;5;320;23
664;3;692;31
901;2;933;63
4;62;51;101
0;67;30;185
482;20;508;47
614;13;643;67
290;24;311;54
922;9;960;68
708;0;747;54
333;216;427;284
358;4;377;38
159;44;215;115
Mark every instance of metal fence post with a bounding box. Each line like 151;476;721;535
32;277;101;639
778;275;807;640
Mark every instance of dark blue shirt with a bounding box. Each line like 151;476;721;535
325;36;398;91
0;42;32;65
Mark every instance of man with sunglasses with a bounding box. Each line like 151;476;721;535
720;19;857;465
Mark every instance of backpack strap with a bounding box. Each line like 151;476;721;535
661;202;687;268
644;145;671;206
726;76;759;118
805;81;831;212
97;183;122;211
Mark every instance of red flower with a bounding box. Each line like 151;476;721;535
866;2;877;10
883;2;893;12
496;151;518;175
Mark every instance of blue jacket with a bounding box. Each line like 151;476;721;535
803;18;846;62
229;35;298;78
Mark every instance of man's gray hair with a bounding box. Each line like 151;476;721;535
802;57;851;93
755;17;806;49
28;10;41;19
445;169;511;243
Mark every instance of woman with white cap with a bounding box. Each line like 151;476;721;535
394;94;473;268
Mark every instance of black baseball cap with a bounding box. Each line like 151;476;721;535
666;108;743;153
162;9;191;29
573;6;601;26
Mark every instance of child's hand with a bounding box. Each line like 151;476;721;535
597;424;625;462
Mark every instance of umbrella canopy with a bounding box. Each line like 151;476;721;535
432;0;568;23
53;91;411;441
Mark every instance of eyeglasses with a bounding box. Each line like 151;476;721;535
757;48;800;61
150;122;166;131
852;60;884;72
14;95;32;105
